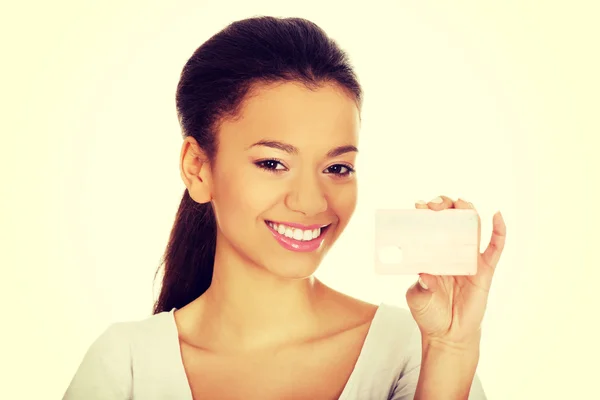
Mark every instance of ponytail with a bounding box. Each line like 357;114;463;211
153;190;216;314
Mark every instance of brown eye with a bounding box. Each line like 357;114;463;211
325;164;354;176
255;159;287;172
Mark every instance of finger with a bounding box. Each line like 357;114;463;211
406;273;437;312
427;195;455;211
454;198;482;251
481;211;507;269
417;273;439;292
415;200;429;209
454;198;474;209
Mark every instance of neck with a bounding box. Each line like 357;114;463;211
197;240;326;353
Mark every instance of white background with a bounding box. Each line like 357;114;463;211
1;1;598;399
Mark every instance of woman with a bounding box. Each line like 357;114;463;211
64;16;506;400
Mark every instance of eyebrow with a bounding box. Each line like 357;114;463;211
248;140;358;158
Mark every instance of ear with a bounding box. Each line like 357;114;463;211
180;136;212;204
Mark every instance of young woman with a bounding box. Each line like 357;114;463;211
64;16;506;400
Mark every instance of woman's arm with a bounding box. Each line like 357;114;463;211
402;198;506;399
389;327;486;400
414;336;480;400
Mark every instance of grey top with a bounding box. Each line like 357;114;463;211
63;303;486;399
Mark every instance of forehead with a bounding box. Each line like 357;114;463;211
219;81;360;150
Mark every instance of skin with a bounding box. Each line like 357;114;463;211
176;81;375;399
175;81;507;399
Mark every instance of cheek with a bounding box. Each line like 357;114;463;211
328;182;357;222
211;167;282;227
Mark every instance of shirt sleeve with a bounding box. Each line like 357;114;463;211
389;326;488;400
62;323;133;400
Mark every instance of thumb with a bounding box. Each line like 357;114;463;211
406;273;438;311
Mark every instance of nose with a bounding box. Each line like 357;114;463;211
284;172;328;217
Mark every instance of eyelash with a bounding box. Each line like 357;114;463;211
255;159;355;177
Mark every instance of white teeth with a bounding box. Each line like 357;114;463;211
268;221;326;241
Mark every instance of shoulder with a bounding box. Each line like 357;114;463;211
317;286;416;342
82;320;135;367
62;321;134;399
63;311;176;399
375;303;417;333
317;284;380;330
371;305;488;400
366;303;421;366
88;311;175;353
337;303;420;399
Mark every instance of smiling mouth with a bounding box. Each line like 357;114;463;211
265;221;330;242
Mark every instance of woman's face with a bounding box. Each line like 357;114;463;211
210;81;360;279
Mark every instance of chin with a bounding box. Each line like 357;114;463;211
261;254;324;281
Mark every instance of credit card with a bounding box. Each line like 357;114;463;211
374;208;479;275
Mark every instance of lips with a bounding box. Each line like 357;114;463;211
265;220;331;252
266;221;327;241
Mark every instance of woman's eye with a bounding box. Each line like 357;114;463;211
255;159;286;172
255;160;354;176
325;164;355;176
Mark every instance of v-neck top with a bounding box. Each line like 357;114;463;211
63;303;487;399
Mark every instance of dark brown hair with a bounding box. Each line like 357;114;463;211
153;16;363;314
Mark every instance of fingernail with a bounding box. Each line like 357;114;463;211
418;276;429;290
416;200;427;205
458;198;474;207
430;196;443;204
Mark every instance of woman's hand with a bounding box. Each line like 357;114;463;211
405;196;507;348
